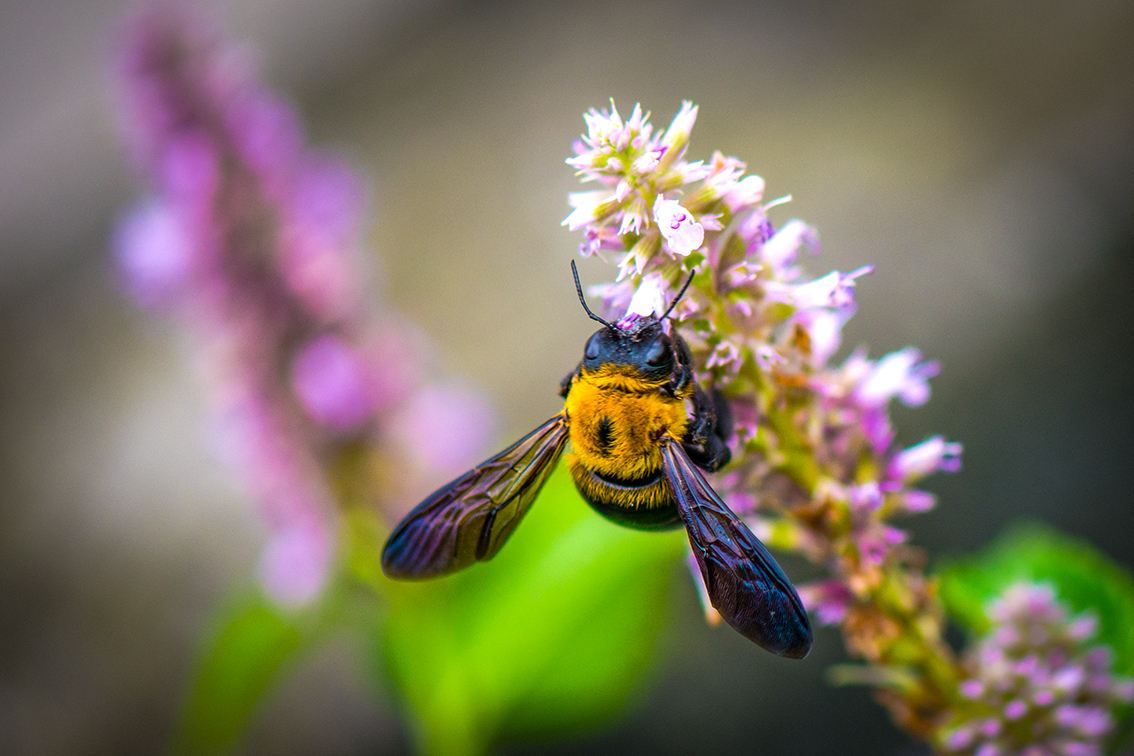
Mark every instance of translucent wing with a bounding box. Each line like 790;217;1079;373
661;439;813;658
381;415;569;579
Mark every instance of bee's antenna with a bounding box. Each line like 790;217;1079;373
571;260;616;330
661;269;696;320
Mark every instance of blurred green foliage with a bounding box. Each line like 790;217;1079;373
172;593;319;755
939;523;1134;675
377;466;686;754
176;466;687;755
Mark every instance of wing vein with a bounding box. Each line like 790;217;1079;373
661;438;812;658
381;415;568;578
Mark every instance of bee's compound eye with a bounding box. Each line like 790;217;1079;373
645;337;670;367
584;333;602;360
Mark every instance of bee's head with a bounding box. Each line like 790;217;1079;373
570;261;692;380
581;318;673;379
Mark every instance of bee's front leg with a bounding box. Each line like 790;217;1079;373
671;332;695;397
559;362;582;398
683;384;733;472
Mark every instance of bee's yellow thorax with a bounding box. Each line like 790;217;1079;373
563;365;688;492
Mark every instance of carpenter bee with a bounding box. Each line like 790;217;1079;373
382;262;812;658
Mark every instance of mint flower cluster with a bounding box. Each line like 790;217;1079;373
565;102;1134;750
561;100;974;734
565;99;963;726
942;583;1134;754
113;5;490;605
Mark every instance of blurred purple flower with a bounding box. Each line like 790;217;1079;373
889;436;964;482
114;200;193;307
792;309;847;368
291;335;379;433
799;580;854;625
854;348;940;409
941;583;1134;754
389;382;496;477
705;338;743;376
767;265;873;311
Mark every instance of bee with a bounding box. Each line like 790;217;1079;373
382;262;812;658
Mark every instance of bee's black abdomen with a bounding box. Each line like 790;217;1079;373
582;495;682;530
567;461;683;530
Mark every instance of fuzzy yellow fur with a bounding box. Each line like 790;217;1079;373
567;462;674;510
563;364;689;511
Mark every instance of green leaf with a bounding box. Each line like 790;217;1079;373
376;465;686;755
172;590;318;755
938;522;1134;674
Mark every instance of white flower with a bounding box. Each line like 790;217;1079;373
772;265;872;311
624;272;667;318
658;100;698;159
724;174;766;211
562;190;618;230
889;436;962;481
653;196;704;256
762;219;818;273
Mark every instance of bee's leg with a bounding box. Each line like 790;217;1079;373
695;434;732;472
671;332;696;397
685;384;714;445
711;386;734;443
683;385;732;472
559;362;582;398
672;332;733;471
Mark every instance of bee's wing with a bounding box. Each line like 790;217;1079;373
661;439;813;658
381;415;569;579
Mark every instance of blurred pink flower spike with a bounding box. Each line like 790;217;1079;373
114;4;494;607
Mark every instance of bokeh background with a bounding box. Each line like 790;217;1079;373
2;0;1133;753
